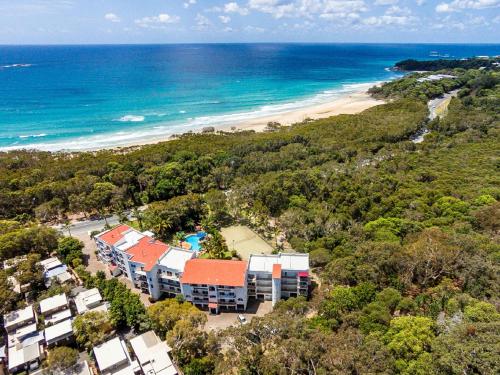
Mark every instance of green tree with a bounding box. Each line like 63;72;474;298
56;237;84;265
204;231;229;259
73;311;114;351
383;316;435;374
46;346;79;374
147;299;207;339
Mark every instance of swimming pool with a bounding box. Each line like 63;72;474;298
185;232;207;251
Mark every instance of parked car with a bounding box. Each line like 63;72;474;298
237;314;248;325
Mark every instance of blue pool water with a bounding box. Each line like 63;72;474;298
185;232;207;252
1;43;499;151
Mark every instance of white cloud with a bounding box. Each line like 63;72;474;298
223;26;234;32
244;25;266;32
219;15;232;23
104;13;120;23
184;0;197;8
224;2;249;15
436;0;500;12
248;0;368;19
195;13;212;29
386;5;412;15
374;0;398;5
416;0;425;5
363;14;416;25
135;13;180;28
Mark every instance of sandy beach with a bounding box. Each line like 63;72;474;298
218;89;384;133
122;87;385;150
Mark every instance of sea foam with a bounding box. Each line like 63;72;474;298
117;115;145;122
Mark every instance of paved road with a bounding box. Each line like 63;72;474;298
412;90;458;144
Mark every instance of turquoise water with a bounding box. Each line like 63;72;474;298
1;44;499;151
185;232;207;252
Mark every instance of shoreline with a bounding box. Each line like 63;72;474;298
1;82;386;152
120;86;384;150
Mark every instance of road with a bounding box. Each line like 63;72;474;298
412;89;458;144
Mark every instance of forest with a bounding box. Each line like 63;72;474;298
0;62;498;374
395;57;500;71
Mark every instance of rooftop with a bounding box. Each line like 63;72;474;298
127;236;169;271
3;305;34;330
181;259;248;287
44;319;73;345
130;331;176;375
93;337;130;373
40;257;62;271
7;323;37;348
8;343;41;371
39;293;68;314
97;224;135;246
45;309;72;325
74;288;103;314
248;253;309;273
158;247;195;272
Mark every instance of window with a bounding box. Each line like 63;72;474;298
167;271;172;276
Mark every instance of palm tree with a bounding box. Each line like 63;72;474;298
131;207;144;231
63;219;72;237
174;231;186;247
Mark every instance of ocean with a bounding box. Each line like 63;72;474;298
1;43;499;151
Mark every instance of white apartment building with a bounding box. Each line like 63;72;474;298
95;225;195;301
247;253;310;306
181;259;248;314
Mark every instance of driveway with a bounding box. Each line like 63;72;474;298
204;299;273;331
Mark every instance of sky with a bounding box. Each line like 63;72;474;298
0;0;498;44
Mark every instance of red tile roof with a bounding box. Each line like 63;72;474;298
272;264;282;279
181;259;248;287
127;237;169;271
98;224;132;245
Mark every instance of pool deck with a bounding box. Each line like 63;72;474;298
220;225;274;260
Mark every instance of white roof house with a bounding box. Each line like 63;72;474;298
7;323;38;348
158;247;195;272
44;319;74;346
129;331;178;375
248;253;309;273
8;343;42;372
39;293;69;315
74;288;108;315
93;337;140;375
3;305;35;332
39;257;63;272
45;308;73;325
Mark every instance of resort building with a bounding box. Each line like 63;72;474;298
93;337;140;375
181;259;249;314
247;253;310;306
95;225;311;312
129;331;178;375
95;225;195;300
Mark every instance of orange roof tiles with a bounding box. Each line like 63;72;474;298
98;224;132;245
272;264;282;279
181;259;248;287
127;237;169;271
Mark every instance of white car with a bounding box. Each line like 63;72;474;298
237;314;248;325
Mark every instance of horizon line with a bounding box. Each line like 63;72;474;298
1;41;500;47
